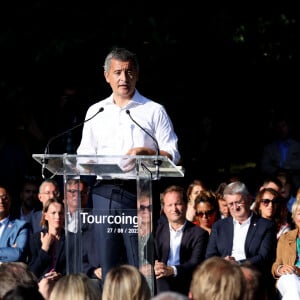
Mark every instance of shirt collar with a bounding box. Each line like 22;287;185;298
233;212;252;225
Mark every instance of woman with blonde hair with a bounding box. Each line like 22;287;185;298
49;273;100;300
189;256;246;300
102;264;151;300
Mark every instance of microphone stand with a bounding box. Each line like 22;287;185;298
126;110;162;180
42;107;104;179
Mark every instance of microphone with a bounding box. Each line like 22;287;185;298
126;109;162;179
41;107;104;179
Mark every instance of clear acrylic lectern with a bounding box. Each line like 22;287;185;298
32;154;184;294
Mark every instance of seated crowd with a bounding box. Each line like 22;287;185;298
1;171;300;300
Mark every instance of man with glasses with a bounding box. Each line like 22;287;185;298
205;181;277;299
30;179;60;233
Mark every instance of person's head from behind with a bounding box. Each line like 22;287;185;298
0;262;38;298
3;284;44;300
102;264;150;300
240;262;267;300
189;256;246;300
49;273;100;300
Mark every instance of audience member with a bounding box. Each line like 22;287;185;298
11;178;41;222
276;169;297;214
28;197;65;280
0;184;30;263
271;199;300;300
152;291;188;300
64;178;90;233
64;178;102;287
49;272;101;300
252;187;290;239
205;181;277;299
185;179;208;222
154;185;209;296
193;190;220;234
188;256;246;300
250;175;283;210
30;179;60;233
214;182;230;218
240;262;267;300
137;192;155;291
2;284;44;300
101;264;151;300
260;114;300;189
0;261;39;299
257;175;283;193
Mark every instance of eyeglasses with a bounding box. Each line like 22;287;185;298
227;200;245;209
0;195;9;201
261;199;280;206
196;209;215;218
40;191;60;197
139;205;152;211
67;189;88;195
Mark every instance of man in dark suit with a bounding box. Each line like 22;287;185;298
154;185;209;296
205;181;277;298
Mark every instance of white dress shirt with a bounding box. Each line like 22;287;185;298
77;90;180;165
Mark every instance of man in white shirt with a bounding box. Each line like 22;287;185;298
76;47;180;280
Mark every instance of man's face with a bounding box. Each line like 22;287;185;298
226;194;250;221
38;183;60;206
20;183;38;209
104;59;138;100
138;196;152;226
66;182;89;212
163;191;186;224
0;187;11;218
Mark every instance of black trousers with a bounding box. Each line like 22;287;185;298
92;182;138;279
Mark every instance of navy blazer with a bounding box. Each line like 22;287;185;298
154;220;209;295
205;213;277;271
28;229;66;279
0;216;30;263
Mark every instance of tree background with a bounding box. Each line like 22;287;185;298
0;1;298;189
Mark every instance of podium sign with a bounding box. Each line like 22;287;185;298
32;154;184;294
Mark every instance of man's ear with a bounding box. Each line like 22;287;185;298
104;71;110;83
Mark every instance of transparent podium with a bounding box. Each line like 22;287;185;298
33;154;184;294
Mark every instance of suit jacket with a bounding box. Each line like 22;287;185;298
30;210;43;234
28;229;66;279
271;228;298;279
154;220;209;295
0;216;30;262
205;213;277;272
